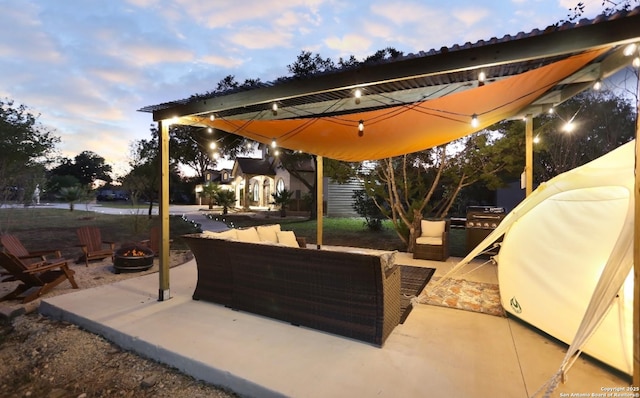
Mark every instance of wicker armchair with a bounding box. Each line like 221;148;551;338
413;219;450;261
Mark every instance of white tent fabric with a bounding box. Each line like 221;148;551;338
420;140;635;393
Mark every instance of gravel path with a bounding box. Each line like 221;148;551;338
0;252;239;398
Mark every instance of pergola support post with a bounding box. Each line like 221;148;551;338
633;78;640;387
316;155;323;249
158;120;170;301
525;114;533;197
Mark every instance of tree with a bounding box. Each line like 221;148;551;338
271;189;294;217
287;51;336;77
120;129;161;217
50;151;112;187
215;190;236;215
360;131;521;252
531;90;635;183
0;98;59;208
201;183;220;210
58;186;87;211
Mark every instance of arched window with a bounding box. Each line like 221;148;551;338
276;178;285;193
253;182;260;202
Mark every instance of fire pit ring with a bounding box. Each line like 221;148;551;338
113;245;155;274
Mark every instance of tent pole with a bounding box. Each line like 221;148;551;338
525;114;533;197
158;120;170;301
634;77;640;387
316;155;323;249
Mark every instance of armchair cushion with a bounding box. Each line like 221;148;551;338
420;220;445;238
416;236;443;245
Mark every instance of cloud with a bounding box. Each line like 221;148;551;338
324;34;373;59
229;27;295;50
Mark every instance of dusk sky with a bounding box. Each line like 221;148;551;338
1;0;608;177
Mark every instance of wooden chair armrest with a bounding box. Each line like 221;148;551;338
22;258;70;273
18;253;48;260
27;249;62;258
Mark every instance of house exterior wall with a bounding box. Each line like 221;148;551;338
326;178;362;217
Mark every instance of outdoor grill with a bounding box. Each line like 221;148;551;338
465;206;506;255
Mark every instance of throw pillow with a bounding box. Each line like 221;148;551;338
256;224;281;243
277;230;299;247
236;227;261;243
203;229;237;240
421;220;445;238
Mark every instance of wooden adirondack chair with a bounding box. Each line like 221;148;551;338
0;234;62;267
0;252;78;304
139;226;172;257
76;226;115;267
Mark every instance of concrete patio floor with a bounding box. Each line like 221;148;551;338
39;252;629;398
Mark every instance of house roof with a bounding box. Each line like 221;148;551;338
234;158;276;176
140;7;640;162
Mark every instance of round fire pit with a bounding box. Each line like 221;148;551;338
113;245;155;274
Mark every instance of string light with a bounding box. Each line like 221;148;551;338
633;56;640;68
533;135;540;144
354;88;362;104
209;142;217;150
271;138;277;148
272;103;278;115
209;114;215;121
471;114;479;128
207;127;212;133
623;43;637;57
358;120;364;137
593;79;602;91
563;121;575;133
212;152;220;160
478;71;486;86
548;107;555;114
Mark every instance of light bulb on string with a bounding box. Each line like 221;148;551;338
358;120;364;137
271;138;277;148
633;56;640;68
478;71;486;86
272;103;278;115
212;152;220;160
209;142;217;150
563;121;575;133
593;79;602;91
623;43;637;57
209;114;215;121
354;88;362;104
533;135;540;144
471;114;479;128
207;127;212;133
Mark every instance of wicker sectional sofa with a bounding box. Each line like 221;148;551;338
183;226;402;346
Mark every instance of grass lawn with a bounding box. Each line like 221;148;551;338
1;208;469;260
0;208;200;260
207;214;468;257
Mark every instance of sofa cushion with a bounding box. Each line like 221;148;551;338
277;230;299;247
256;224;281;243
420;220;445;238
203;229;237;240
236;227;261;243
